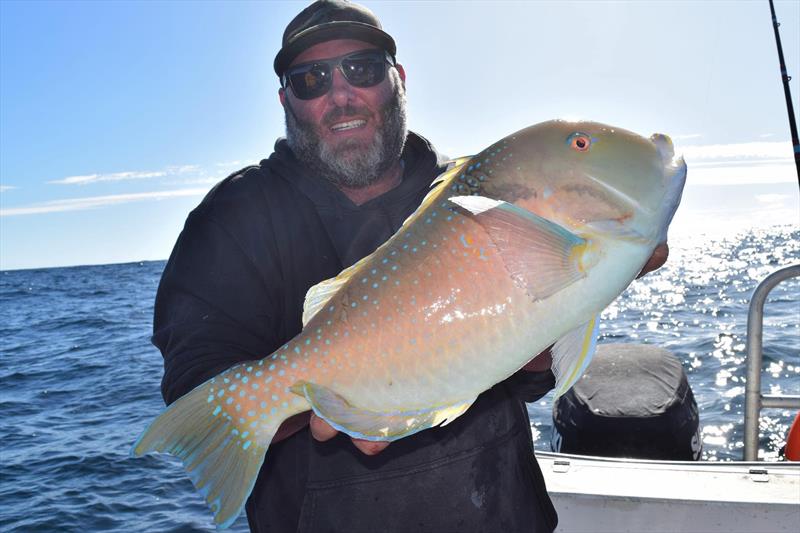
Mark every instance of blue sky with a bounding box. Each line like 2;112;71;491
1;0;798;270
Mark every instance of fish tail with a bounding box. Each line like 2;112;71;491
131;382;280;529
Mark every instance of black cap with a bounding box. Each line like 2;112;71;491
274;0;396;77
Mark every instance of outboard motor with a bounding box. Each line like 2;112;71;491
552;343;702;460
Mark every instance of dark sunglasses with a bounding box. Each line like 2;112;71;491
281;49;396;100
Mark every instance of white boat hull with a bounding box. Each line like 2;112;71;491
536;451;800;532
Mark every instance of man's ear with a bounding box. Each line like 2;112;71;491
279;87;287;107
395;63;406;84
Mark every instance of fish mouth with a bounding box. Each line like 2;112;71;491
650;133;675;164
651;132;686;184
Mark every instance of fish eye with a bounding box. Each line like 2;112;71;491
567;132;592;152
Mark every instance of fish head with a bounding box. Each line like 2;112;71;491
473;119;686;242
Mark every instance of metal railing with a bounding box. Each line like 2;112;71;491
743;264;800;461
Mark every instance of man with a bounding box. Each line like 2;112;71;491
153;1;668;531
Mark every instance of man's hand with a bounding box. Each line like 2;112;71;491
523;347;552;372
310;413;390;455
271;411;390;455
638;242;669;278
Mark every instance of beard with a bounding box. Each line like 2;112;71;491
284;71;408;189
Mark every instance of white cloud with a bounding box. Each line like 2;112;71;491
755;194;789;204
759;133;774;138
0;188;209;217
686;163;796;186
49;170;167;185
680;141;793;160
164;164;202;174
673;133;702;140
0;185;17;192
47;161;246;186
676;140;797;185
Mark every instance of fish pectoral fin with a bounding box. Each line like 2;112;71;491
551;315;600;397
290;381;476;442
448;195;592;301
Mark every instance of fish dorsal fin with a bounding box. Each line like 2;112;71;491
551;315;600;397
432;156;472;187
449;195;594;301
301;256;370;326
290;380;476;441
397;156;472;231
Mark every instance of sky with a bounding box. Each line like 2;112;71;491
1;0;798;271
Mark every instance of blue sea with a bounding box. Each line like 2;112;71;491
1;225;798;532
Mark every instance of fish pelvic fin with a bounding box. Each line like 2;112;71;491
131;377;284;529
290;381;476;441
448;195;594;301
551;315;600;397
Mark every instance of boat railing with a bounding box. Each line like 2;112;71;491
743;263;800;461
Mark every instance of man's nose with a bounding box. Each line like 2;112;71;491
329;67;355;107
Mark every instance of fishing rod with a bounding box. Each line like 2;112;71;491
768;0;800;188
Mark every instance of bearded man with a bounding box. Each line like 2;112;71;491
152;1;667;531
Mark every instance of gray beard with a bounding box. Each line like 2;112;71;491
284;72;408;189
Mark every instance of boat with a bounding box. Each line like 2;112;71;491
536;264;800;532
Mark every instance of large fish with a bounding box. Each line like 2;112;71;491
132;120;686;528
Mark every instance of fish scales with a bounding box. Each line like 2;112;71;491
133;120;687;528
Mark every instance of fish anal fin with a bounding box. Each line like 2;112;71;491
291;381;476;441
449;195;594;301
551;315;600;397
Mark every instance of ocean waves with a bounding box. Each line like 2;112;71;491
1;228;797;531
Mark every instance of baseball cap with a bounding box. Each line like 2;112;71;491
274;0;396;77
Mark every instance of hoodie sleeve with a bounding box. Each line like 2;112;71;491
153;200;282;405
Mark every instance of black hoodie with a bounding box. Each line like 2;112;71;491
152;132;558;532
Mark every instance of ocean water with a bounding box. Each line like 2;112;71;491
1;225;798;532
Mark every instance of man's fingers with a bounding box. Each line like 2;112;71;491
309;413;391;454
309;413;338;442
353;438;391;456
637;242;669;278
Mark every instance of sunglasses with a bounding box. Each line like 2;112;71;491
281;49;396;100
